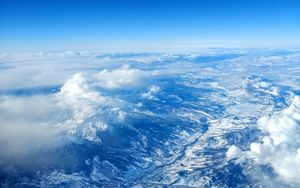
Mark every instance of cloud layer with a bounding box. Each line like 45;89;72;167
1;49;300;187
0;64;153;177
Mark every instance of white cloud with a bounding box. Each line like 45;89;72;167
57;72;107;124
227;96;300;185
93;65;144;89
142;85;160;100
0;64;151;171
56;71;127;142
55;64;153;135
0;63;150;160
0;51;117;90
0;95;66;172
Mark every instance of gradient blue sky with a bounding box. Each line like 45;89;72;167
0;0;300;51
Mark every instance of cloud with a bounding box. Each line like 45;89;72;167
0;51;116;90
57;72;110;123
0;63;153;175
56;72;122;142
142;85;160;100
0;59;163;186
0;95;66;174
55;64;155;138
227;96;300;186
2;49;300;186
0;63;151;161
93;65;145;89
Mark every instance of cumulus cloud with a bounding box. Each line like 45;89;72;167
55;64;155;139
142;85;160;100
57;73;113;123
0;63;153;175
93;65;145;89
0;63;150;159
227;96;300;185
58;74;129;141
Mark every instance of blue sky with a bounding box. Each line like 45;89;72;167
0;0;300;51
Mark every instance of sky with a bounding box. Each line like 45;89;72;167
0;0;300;51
